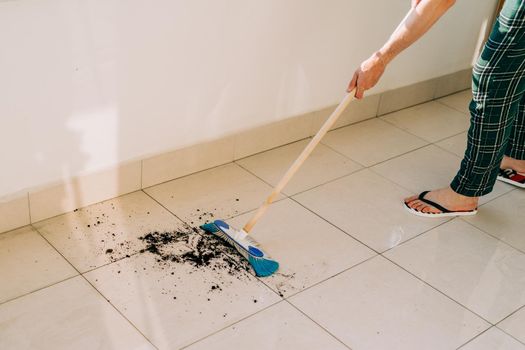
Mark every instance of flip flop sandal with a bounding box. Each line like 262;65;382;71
497;168;525;188
404;191;478;218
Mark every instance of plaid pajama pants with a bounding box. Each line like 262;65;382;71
451;0;525;197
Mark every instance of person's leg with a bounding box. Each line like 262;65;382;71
501;93;525;172
406;0;525;214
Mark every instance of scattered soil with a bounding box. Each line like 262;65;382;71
137;226;252;276
76;201;290;303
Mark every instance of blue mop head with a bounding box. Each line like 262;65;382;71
200;220;279;277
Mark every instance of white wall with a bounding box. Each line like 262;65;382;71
0;0;497;199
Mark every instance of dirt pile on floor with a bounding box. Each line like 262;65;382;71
137;226;252;276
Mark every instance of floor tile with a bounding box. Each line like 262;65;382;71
289;256;488;350
498;307;525;344
293;169;448;252
464;190;525;253
437;90;472;115
385;219;525;323
459;327;525;350
0;276;154;350
436;132;468;157
227;199;376;297
321;118;427;167
371;145;513;205
185;301;348;350
0;226;77;304
381;101;470;142
144;163;280;224
236;139;362;196
33;191;184;273
84;247;281;349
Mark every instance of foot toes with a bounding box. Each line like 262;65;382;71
404;195;418;204
422;206;434;214
407;199;441;214
406;199;419;209
413;201;426;211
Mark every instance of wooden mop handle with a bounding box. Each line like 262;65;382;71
243;92;354;233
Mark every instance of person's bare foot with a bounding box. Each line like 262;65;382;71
501;156;525;173
404;187;478;214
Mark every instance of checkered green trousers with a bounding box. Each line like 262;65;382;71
451;0;525;197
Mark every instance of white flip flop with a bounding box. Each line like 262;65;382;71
404;191;478;218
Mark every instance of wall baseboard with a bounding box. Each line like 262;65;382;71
0;68;471;234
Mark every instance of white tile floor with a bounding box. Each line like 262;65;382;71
1;91;525;350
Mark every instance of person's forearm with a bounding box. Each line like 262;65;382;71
378;0;456;65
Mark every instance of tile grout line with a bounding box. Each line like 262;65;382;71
180;251;378;349
177;299;285;350
7;89;506;340
366;164;504;209
145;160;384;310
380;253;494;326
368;159;516;213
459;209;525;255
287;196;380;255
234;158;363;200
336;141;431;171
456;324;525;349
275;254;378;300
435;98;471;116
495;303;525;327
379;101;470;144
138;188;259;271
234;161;381;256
496;324;525;347
379;217;525;329
377;217;455;255
27;189;146;229
0;91;466;237
317;142;368;169
140;187;290;298
0;273;79;307
376;93;438;117
28;223;160;350
142;160;379;348
435;87;471;100
156;151;523;347
28;187;288;350
0;94;440;237
284;299;354;350
285;168;366;198
74;275;160;350
136;191;321;350
141;186;289;229
431;129;470;148
3;90;509;347
454;326;494;350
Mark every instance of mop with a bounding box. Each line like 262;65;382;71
201;6;419;276
200;92;354;277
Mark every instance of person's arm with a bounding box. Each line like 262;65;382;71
347;0;456;99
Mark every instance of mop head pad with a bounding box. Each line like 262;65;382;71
200;220;279;277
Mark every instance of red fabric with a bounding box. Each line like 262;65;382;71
510;173;525;183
